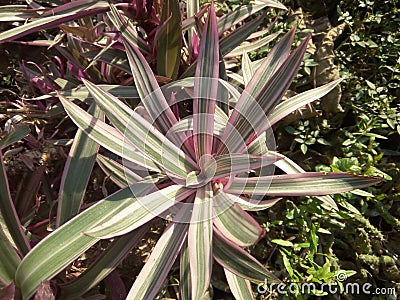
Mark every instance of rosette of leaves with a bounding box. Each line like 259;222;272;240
0;2;382;300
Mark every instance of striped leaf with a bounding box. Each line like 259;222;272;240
15;182;156;299
107;4;149;54
56;103;102;227
47;84;138;101
83;49;131;74
0;5;35;22
213;190;265;246
207;153;279;180
96;154;144;188
169;106;228;136
0;0;109;43
188;184;213;299
217;3;286;34
126;206;191;300
270;151;338;209
181;13;267;79
179;240;191;300
224;268;255;300
193;2;219;160
85;185;194;239
59;224;149;299
122;41;181;136
218;32;309;154
268;79;343;126
226;193;281;211
0;225;21;285
58;93;162;173
213;229;279;283
242;52;254;86
226;172;383;196
64;82;197;179
225;30;281;58
123;40;197;158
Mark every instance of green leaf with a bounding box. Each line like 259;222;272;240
56;103;102;227
0;126;30;150
271;239;294;247
0;152;30;256
280;249;294;277
157;0;182;79
0;224;21;285
300;143;308;154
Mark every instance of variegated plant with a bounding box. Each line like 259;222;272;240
0;1;382;299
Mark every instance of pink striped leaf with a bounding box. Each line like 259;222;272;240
85;185;194;239
58;93;162;173
226;172;383;196
15;182;157;300
188;184;213;299
107;4;150;54
218;28;306;155
193;2;220;161
213;228;280;283
79;80;197;179
126;206;191;299
213;190;265;247
224;268;255;300
0;0;109;43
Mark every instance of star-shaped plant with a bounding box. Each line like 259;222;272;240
12;3;381;299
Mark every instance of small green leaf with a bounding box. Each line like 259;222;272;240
280;250;294;277
0;126;30;150
300;143;308;154
271;239;294;247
